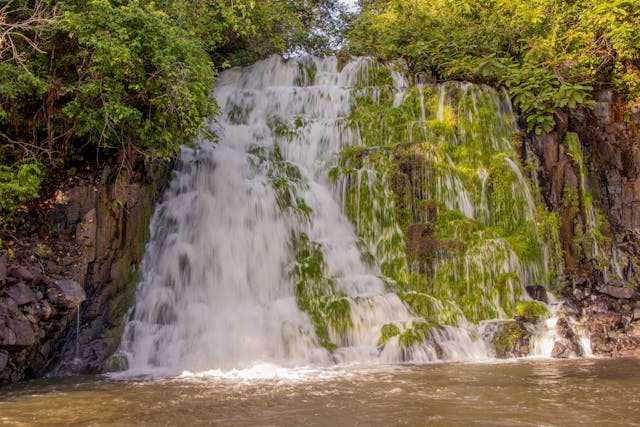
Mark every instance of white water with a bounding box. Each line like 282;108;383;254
120;56;589;376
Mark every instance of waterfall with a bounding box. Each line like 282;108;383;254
119;56;588;375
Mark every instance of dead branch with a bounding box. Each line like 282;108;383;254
0;0;55;68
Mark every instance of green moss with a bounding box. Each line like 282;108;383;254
492;321;529;355
104;266;141;354
295;60;317;87
290;232;353;352
334;78;560;329
377;323;401;346
515;301;548;319
248;144;311;222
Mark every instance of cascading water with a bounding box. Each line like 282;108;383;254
119;56;589;375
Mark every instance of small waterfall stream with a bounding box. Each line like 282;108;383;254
119;56;589;375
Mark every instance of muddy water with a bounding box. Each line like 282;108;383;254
1;359;639;426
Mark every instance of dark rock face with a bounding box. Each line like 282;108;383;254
527;90;640;357
0;157;171;384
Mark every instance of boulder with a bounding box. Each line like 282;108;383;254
551;338;583;358
47;279;86;309
551;317;584;358
7;266;35;282
3;312;35;347
5;282;37;306
484;320;533;358
525;285;549;303
0;296;19;318
599;283;635;299
0;319;17;346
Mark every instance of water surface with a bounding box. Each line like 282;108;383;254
1;359;638;426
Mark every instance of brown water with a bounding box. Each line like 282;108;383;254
1;359;639;426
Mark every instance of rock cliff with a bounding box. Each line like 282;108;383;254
526;91;640;357
0;156;171;384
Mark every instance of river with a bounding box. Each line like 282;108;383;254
2;358;639;426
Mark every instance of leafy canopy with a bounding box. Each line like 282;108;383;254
347;0;640;133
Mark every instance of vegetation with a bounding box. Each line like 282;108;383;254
0;0;347;225
338;77;557;326
515;301;548;319
347;0;640;134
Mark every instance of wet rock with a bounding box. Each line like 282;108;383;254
551;317;584;358
551;338;583;358
525;285;549;303
7;266;36;282
5;282;36;306
484;320;533;358
104;351;129;372
599;283;635;299
47;279;86;309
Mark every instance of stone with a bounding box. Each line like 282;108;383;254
0;255;6;285
104;351;129;372
0;349;8;370
36;300;52;321
607;279;625;287
5;312;35;347
551;318;584;358
0;296;19;317
47;279;86;308
599;284;635;299
7;266;35;282
551;338;583;358
5;282;36;306
525;285;549;303
0;320;17;346
484;320;532;358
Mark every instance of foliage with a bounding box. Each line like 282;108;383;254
377;323;400;346
340;80;554;325
0;159;44;225
289;231;352;352
347;0;640;133
0;0;346;225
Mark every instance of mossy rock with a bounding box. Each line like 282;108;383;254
485;320;532;358
515;301;548;319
